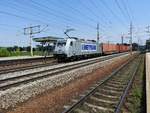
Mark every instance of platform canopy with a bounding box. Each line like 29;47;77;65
33;36;64;43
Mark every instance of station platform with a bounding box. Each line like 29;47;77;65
0;55;53;62
146;53;150;113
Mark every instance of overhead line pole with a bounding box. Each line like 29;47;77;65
24;25;40;56
97;23;100;43
29;29;33;56
146;25;150;39
121;35;124;44
24;25;47;56
129;22;133;55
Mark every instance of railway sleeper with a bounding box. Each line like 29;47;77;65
105;83;126;88
84;102;114;113
101;85;124;92
94;92;120;100
110;78;129;83
72;108;89;113
72;102;114;113
93;94;118;102
107;80;128;85
90;96;118;104
72;104;98;113
64;105;70;109
98;89;123;96
109;79;124;82
109;76;129;80
86;98;117;109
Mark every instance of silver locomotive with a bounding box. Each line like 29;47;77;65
54;37;102;60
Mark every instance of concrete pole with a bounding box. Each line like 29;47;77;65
130;22;133;55
29;26;33;56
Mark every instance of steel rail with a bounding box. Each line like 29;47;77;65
62;54;140;113
62;54;138;113
115;55;143;113
0;53;128;90
0;57;55;74
0;53;127;75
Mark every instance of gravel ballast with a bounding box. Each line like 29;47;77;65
0;53;131;111
0;53;127;81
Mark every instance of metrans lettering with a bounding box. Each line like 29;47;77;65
82;44;97;51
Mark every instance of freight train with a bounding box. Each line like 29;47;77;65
53;37;130;61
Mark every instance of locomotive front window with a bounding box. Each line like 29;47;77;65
57;42;66;46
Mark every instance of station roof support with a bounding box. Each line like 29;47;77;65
33;36;64;43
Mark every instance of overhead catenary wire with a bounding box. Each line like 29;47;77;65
6;0;98;34
54;0;98;24
0;1;98;39
0;10;47;25
78;0;99;20
29;0;96;29
120;0;132;21
0;3;74;35
0;0;135;43
7;0;95;30
29;0;110;37
2;0;110;32
77;0;108;30
98;0;128;29
124;0;134;21
0;23;21;28
114;0;130;23
89;0;111;27
57;0;108;31
2;1;71;30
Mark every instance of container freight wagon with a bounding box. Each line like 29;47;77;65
125;45;130;52
119;44;130;52
119;45;124;52
102;43;118;54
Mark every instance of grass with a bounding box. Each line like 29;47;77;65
0;48;50;57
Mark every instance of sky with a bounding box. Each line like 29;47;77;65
0;0;149;47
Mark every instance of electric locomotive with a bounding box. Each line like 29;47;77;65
54;37;101;60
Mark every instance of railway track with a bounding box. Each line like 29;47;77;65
0;53;128;91
0;56;56;74
0;53;128;75
62;54;142;113
121;55;145;113
0;60;57;75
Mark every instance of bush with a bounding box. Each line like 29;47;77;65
10;48;21;56
0;48;10;57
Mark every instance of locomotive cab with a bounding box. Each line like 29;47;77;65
54;38;76;59
54;39;67;58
